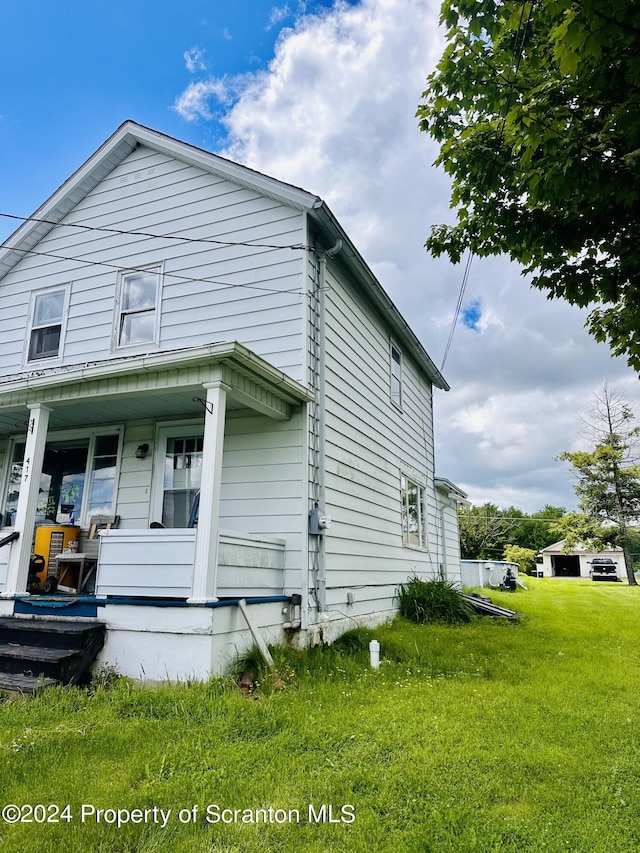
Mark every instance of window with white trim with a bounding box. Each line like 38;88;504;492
390;342;403;409
152;424;204;528
27;287;68;362
115;266;161;349
1;430;121;528
401;474;427;549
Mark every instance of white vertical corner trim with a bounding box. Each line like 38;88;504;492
2;404;51;597
188;381;228;603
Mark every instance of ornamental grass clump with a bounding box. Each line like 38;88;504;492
397;577;472;625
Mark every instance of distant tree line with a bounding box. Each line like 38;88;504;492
460;385;640;583
459;502;640;574
458;504;565;561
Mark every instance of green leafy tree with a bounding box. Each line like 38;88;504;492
505;504;566;552
459;503;565;559
418;0;640;369
458;502;521;559
557;386;640;584
503;544;537;575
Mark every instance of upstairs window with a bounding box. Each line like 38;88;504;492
27;287;68;362
115;266;161;349
390;342;403;409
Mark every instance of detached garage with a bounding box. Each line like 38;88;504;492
540;541;624;580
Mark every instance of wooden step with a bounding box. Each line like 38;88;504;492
0;672;60;696
0;616;105;690
0;643;79;662
0;616;104;649
0;643;81;680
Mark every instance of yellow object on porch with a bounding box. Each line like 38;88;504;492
32;525;80;585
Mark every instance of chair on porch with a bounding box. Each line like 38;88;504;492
54;515;119;594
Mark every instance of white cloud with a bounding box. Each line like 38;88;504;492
268;4;292;27
173;0;640;513
184;47;207;73
173;78;231;121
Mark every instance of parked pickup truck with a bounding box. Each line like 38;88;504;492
587;557;619;581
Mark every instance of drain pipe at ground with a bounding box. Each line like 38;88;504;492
369;639;380;669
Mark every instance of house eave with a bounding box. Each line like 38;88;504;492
0;342;314;411
309;200;450;392
0;121;319;282
435;477;469;505
0;121;448;392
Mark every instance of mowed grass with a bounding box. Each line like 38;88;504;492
1;578;639;852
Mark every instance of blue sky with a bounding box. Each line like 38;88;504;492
0;0;348;243
1;0;637;512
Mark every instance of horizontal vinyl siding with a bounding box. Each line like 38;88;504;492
110;413;305;591
441;503;463;586
321;260;440;610
0;146;307;382
116;422;156;528
220;413;304;589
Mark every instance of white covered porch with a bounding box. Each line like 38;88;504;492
95;527;287;598
0;343;313;606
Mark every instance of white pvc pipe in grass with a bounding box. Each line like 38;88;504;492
369;639;380;669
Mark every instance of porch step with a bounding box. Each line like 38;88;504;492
0;644;81;680
0;672;60;696
0;616;105;695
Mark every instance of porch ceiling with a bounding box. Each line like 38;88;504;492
0;343;313;438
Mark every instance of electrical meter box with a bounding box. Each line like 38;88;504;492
309;507;331;535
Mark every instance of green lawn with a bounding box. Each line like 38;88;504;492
1;578;639;852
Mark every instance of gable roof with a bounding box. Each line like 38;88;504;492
541;539;623;555
0;120;448;391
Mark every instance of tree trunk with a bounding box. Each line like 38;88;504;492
622;537;637;585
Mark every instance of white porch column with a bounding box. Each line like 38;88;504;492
188;381;227;603
2;404;51;598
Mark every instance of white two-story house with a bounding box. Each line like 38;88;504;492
0;121;466;681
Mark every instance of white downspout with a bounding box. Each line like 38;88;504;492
315;238;342;612
439;502;448;580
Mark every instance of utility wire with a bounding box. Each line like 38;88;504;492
439;1;536;372
3;244;306;296
440;249;473;371
0;212;312;253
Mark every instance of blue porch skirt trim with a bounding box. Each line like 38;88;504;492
14;597;100;618
10;595;291;616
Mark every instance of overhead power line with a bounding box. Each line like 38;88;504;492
0;212;312;253
3;244;306;297
439;0;537;372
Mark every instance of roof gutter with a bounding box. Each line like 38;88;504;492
309;199;449;392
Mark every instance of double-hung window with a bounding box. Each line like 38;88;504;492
115;266;161;349
27;287;68;362
401;473;427;549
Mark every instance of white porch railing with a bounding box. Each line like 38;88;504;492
0;547;9;593
95;528;286;599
